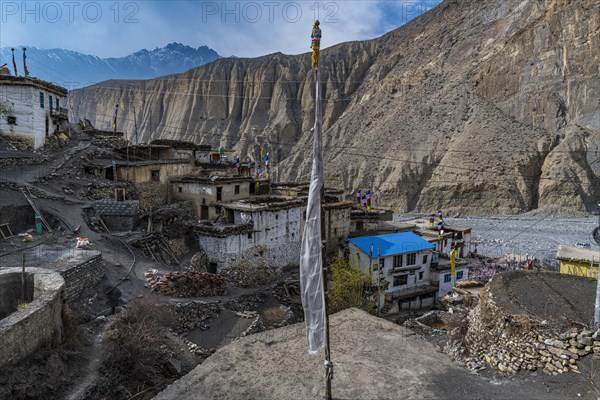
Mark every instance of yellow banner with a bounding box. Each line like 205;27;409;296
450;249;457;278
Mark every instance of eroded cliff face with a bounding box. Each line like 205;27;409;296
69;0;600;215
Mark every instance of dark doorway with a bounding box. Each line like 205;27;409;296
216;187;223;201
200;206;209;220
207;263;217;274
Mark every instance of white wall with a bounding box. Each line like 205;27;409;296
431;267;469;297
349;243;433;294
0;85;35;145
171;181;251;219
0;84;67;149
199;206;303;270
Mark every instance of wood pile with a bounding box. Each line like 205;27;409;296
146;271;226;297
131;234;180;265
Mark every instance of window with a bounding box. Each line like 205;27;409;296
49;95;53;111
234;185;240;194
56;98;59;111
7;116;16;125
247;232;253;239
39;92;44;108
150;170;160;181
217;187;223;201
456;271;464;280
178;186;183;193
393;275;408;287
423;254;428;264
418;271;424;280
406;253;416;265
444;274;451;283
393;255;403;268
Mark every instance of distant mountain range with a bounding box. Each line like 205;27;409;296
0;43;221;88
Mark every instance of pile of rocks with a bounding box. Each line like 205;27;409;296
147;272;226;297
219;264;282;288
188;250;209;273
446;285;600;375
223;293;265;312
173;301;222;332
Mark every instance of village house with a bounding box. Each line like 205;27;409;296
361;217;473;257
195;195;353;271
349;208;394;233
196;196;305;271
0;72;68;149
556;245;599;278
429;257;470;297
348;232;438;311
169;175;254;220
271;182;344;201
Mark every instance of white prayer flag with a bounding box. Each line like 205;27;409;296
299;67;326;354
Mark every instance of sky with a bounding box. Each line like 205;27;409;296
0;0;442;58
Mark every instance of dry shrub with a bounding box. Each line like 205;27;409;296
91;295;176;399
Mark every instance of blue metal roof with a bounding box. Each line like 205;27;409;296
348;232;435;257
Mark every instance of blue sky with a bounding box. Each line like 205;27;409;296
0;1;442;58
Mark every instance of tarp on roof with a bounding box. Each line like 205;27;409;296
348;232;435;257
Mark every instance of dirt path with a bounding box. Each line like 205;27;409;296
64;316;115;400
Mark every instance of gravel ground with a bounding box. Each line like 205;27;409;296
442;216;598;267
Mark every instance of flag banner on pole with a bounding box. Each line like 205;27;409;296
11;48;18;77
113;104;119;132
299;67;326;355
450;248;457;277
356;190;361;204
235;156;241;175
366;190;372;211
23;48;29;77
361;194;367;208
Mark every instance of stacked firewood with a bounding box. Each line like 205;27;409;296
146;271;226;297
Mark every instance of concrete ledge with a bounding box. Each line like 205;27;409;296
0;267;65;368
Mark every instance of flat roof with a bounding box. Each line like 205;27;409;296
556;245;599;264
171;175;254;184
0;75;67;96
348;232;435;257
221;196;303;212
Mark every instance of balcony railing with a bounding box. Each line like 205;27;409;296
50;107;69;120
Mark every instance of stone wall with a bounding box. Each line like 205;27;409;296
0;268;65;368
137;181;167;209
446;283;600;375
199;233;300;271
43;251;105;303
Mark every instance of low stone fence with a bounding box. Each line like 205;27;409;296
446;283;600;375
0;268;65;368
43;250;105;302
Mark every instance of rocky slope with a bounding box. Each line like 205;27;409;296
69;0;600;215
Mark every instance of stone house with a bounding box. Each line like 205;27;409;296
196;195;353;271
197;196;305;271
556;246;599;278
348;232;438;311
0;74;68;149
169;175;254;220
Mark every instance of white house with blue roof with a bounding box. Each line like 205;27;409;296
348;232;439;312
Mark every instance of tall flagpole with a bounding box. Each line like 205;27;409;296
299;19;332;400
317;64;333;400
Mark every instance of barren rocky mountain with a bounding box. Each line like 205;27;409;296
69;0;600;215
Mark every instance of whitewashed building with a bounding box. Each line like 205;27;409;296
197;197;304;271
430;260;470;298
0;75;68;149
170;176;254;220
348;232;438;311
